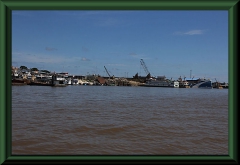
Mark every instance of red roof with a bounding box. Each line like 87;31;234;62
97;77;106;84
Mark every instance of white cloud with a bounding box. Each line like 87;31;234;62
81;57;90;61
174;30;205;35
184;30;204;35
12;52;75;64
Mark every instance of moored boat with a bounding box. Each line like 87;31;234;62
72;79;79;85
140;76;179;88
27;74;67;87
12;78;27;86
51;74;67;87
191;78;212;89
28;81;53;86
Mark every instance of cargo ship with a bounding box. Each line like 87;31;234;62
190;78;212;89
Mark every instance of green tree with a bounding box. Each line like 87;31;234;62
41;70;50;73
20;66;28;70
31;68;39;71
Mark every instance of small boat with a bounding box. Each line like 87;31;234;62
220;82;228;89
72;79;79;85
179;81;190;88
212;81;223;89
51;74;67;87
65;78;72;85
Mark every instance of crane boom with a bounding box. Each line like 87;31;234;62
140;59;150;76
104;66;111;78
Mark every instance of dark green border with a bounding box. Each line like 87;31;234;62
0;0;238;164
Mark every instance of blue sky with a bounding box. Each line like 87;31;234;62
12;10;228;82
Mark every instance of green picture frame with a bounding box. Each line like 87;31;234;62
0;0;238;164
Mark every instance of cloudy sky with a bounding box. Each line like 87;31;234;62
12;10;228;82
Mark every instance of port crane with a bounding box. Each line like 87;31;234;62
104;66;114;79
140;59;151;78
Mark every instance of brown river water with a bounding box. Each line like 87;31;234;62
12;85;228;155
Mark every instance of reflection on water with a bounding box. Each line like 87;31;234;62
12;86;228;155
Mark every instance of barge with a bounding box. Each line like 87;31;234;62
140;76;179;88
